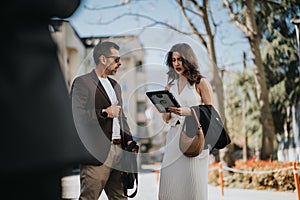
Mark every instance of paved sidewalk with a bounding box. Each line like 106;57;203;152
62;171;297;200
128;172;297;200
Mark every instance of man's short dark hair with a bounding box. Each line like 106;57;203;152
93;41;120;65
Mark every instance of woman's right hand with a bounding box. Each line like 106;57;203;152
162;112;171;123
167;106;192;116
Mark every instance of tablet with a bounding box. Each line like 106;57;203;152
146;90;181;113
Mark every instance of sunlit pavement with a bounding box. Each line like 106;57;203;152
62;166;297;200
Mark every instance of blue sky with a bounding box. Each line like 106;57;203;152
68;0;250;83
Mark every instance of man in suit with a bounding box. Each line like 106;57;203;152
71;41;138;200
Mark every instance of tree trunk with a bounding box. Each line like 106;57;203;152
242;52;248;161
202;0;234;166
245;0;275;160
207;38;225;121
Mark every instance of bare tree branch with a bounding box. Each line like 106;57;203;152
208;3;218;36
84;1;131;10
176;0;207;48
190;0;203;12
189;0;217;43
84;0;154;10
91;12;195;35
223;0;250;36
180;2;204;17
88;13;127;25
83;0;157;10
201;0;214;39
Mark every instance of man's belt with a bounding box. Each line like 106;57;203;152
112;139;121;145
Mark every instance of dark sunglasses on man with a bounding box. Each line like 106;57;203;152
106;56;121;63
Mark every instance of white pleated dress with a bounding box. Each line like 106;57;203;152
158;80;209;200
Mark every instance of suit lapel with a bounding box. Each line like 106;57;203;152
107;77;121;103
90;69;111;103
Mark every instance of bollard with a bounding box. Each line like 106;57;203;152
154;162;160;182
218;162;224;196
293;161;300;200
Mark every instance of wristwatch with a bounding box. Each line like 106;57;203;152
101;109;108;118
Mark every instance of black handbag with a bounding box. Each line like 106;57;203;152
188;105;231;150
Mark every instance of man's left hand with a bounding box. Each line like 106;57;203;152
127;140;139;153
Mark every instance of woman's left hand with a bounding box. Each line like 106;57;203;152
168;106;192;116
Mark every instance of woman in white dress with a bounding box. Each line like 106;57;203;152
158;43;215;200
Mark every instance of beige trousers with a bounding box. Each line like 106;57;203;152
79;144;127;200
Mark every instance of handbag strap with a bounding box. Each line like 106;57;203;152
120;102;139;198
123;172;138;198
182;107;202;128
191;107;202;129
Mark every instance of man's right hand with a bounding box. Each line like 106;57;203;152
106;100;121;118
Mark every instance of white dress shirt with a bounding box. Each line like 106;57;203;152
98;77;121;140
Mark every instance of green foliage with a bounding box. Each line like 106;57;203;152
225;0;300;149
225;69;262;149
260;3;300;135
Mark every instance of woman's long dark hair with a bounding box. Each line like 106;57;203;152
165;43;204;86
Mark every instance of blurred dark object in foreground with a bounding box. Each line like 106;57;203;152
0;1;92;199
